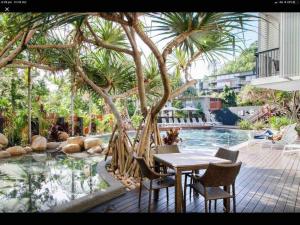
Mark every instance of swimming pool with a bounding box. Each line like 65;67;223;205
176;128;249;152
96;128;250;153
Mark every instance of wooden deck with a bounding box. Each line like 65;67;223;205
88;144;300;213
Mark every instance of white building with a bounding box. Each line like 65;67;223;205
251;13;300;91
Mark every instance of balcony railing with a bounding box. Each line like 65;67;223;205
255;48;280;78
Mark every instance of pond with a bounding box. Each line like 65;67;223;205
0;154;108;212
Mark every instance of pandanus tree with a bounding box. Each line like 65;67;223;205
0;12;258;178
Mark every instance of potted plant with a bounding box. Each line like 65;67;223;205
163;127;182;145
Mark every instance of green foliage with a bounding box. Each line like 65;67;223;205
252;120;266;130
172;100;186;117
268;116;292;131
182;86;198;97
220;85;237;107
216;41;258;74
238;120;252;130
194;102;203;117
131;114;143;130
97;114;114;133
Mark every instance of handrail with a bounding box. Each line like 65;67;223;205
255;48;280;55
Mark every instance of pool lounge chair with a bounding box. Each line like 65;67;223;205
173;118;180;126
252;123;298;150
161;118;168;127
192;117;198;125
179;118;186;126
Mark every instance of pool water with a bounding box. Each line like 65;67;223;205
176;128;249;152
96;128;250;153
0;154;108;212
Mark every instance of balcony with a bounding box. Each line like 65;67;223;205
255;48;280;78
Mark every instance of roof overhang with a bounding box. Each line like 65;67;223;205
251;75;300;91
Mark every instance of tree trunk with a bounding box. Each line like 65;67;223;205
27;67;32;144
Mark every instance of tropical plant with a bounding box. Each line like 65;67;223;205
238;120;252;130
268;116;292;131
252;120;266;130
130;113;143;130
163;128;182;145
221;85;237;108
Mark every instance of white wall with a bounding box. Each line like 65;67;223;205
280;13;300;78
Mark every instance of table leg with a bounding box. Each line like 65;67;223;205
175;168;183;213
223;185;230;212
154;160;160;201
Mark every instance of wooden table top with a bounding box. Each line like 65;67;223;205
153;152;231;170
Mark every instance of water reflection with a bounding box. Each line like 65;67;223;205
0;154;108;212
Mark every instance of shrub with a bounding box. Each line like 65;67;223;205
268;116;291;131
238;120;252;130
131;114;143;130
252;120;265;130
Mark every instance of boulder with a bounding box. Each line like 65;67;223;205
6;146;26;156
0;151;11;159
31;135;40;142
58;131;69;141
31;136;47;151
62;144;81;154
84;138;102;150
0;133;8;148
46;142;61;150
67;136;84;148
87;146;103;154
0;144;3;150
24;146;33;153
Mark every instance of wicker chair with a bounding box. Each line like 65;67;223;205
133;154;175;212
190;161;242;213
184;148;239;205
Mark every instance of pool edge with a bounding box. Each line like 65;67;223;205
46;156;126;212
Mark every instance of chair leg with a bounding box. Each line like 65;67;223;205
214;200;217;212
166;187;169;205
148;190;152;212
138;180;142;208
209;200;211;212
148;181;152;213
233;196;236;213
204;199;208;213
189;174;193;199
184;174;187;203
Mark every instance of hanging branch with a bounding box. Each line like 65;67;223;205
84;20;133;56
121;21;147;116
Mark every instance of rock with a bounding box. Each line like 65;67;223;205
67;136;84;148
31;136;47;151
62;144;81;154
47;142;61;150
24;146;33;153
0;144;3;150
0;133;8;148
0;151;11;159
6;146;26;156
129;184;136;190
58;131;69;141
87;146;103;154
31;135;40;142
58;141;67;149
84;138;102;150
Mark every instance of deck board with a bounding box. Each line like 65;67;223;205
88;144;300;213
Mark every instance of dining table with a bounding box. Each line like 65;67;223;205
153;152;232;213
